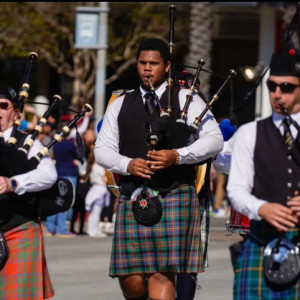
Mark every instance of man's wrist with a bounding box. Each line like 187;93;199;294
172;149;180;165
10;179;18;192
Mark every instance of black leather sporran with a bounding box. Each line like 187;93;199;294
131;187;162;227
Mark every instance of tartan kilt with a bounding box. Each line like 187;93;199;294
109;184;204;277
234;229;300;300
0;221;54;300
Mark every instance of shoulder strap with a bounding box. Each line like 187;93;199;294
107;89;134;108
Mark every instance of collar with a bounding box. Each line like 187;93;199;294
139;81;167;102
3;127;13;142
272;111;300;129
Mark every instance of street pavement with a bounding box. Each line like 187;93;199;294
44;216;242;300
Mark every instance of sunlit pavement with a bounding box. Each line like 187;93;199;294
44;216;242;300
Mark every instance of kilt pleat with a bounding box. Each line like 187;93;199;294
0;221;54;300
234;230;300;300
109;184;204;277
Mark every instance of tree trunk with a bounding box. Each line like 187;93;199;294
185;2;213;100
72;49;97;107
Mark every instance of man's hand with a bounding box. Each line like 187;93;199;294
147;150;177;170
287;190;300;217
258;202;298;232
127;158;155;179
0;176;14;194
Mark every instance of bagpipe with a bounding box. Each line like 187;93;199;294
143;5;237;151
129;5;237;227
150;65;237;151
133;66;236;226
225;3;300;289
102;5;237;227
8;52;38;146
0;51;93;218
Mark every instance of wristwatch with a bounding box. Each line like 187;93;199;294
10;179;18;192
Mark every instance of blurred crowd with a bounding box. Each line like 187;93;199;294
19;98;117;239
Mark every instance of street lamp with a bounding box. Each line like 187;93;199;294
75;3;110;130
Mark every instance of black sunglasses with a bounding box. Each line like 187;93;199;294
0;101;11;110
266;80;300;94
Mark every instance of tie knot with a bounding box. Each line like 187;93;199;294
283;118;292;127
145;92;154;100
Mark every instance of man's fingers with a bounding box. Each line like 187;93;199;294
271;221;289;232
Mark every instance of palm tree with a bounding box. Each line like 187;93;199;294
185;2;213;100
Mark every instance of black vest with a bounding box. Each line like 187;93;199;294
0;130;39;232
251;117;300;232
118;87;196;197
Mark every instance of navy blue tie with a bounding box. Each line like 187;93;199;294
144;92;158;121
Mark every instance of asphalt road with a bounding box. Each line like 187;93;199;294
44;216;242;300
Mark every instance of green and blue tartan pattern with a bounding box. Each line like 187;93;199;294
109;184;204;277
234;230;300;300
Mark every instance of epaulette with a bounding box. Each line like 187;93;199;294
107;89;134;107
111;89;133;96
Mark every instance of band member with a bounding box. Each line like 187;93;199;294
227;49;300;299
175;70;211;300
94;38;223;300
0;86;58;299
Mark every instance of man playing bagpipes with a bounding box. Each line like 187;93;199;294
94;38;223;300
0;86;58;299
227;47;300;299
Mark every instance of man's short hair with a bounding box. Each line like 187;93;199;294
136;38;171;64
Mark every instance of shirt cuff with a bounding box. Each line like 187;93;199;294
250;200;267;221
176;148;188;164
120;156;132;175
10;175;25;195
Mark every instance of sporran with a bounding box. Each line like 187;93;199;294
264;237;300;289
131;187;162;227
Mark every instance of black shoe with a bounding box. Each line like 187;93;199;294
77;232;88;235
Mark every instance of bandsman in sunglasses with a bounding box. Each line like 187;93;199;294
0;86;57;299
227;49;300;299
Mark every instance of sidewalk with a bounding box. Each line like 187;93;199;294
44;216;241;300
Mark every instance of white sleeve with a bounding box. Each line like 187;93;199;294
177;89;224;164
226;122;267;220
94;95;131;175
213;140;232;175
12;138;58;195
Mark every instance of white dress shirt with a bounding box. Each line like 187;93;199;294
3;127;58;195
94;81;223;175
227;111;300;221
213;139;233;175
